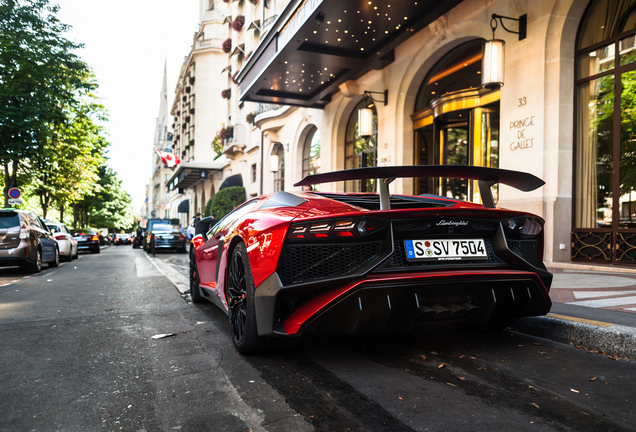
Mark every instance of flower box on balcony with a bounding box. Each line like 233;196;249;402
189;108;195;114
232;15;245;32
221;88;231;99
249;0;258;5
218;125;234;140
189;77;195;85
222;38;232;53
185;86;191;93
232;71;239;85
185;116;191;123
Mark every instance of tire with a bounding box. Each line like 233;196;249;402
49;248;59;267
29;248;42;273
227;243;275;354
189;250;205;303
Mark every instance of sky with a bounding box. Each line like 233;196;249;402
55;0;200;212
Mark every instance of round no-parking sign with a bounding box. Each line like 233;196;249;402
8;188;21;199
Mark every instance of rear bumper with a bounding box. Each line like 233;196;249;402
0;245;30;267
255;270;551;337
77;242;99;250
153;240;185;249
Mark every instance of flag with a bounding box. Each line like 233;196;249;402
156;149;181;168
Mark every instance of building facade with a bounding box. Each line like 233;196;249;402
216;0;635;266
166;1;230;225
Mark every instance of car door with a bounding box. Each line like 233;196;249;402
30;214;55;261
197;200;260;293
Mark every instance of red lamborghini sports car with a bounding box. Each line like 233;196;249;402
189;166;553;353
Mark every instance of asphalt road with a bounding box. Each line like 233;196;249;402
0;246;635;431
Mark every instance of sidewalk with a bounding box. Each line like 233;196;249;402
511;261;636;360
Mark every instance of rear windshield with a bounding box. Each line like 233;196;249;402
152;224;177;231
72;230;96;236
0;212;20;229
117;234;129;238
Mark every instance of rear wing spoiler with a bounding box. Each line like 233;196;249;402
294;165;545;209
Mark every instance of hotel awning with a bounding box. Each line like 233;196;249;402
166;161;226;191
237;0;462;108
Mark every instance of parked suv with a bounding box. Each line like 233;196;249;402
0;209;60;272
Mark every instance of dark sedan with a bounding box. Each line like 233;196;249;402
146;224;186;253
72;229;101;254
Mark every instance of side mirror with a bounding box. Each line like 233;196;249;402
195;217;217;237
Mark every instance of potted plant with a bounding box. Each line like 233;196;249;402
245;51;253;61
189;108;195;114
185;86;191;93
189;76;195;85
221;88;231;99
232;71;239;85
246;112;256;124
232;15;245;32
222;38;232;53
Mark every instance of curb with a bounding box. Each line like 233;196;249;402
511;314;636;360
545;261;636;274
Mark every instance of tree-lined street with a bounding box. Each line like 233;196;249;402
1;246;635;431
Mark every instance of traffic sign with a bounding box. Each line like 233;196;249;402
8;198;23;205
8;188;21;199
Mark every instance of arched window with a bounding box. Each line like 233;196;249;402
345;98;377;192
302;126;321;178
411;39;498;202
573;0;636;263
272;143;284;192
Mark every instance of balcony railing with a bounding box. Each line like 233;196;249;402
256;103;283;115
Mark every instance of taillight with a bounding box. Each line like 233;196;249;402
55;235;66;241
179;235;185;240
20;222;29;239
286;218;387;240
502;216;543;236
91;235;99;241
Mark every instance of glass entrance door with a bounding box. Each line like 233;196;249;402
414;101;500;204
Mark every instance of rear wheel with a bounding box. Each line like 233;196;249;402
49;248;59;267
228;243;276;354
29;248;42;273
189;250;205;303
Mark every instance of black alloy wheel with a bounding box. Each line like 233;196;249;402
227;243;269;353
29;248;42;273
189;250;204;303
49;248;59;268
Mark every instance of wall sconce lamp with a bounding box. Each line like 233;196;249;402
270;154;280;172
482;14;527;89
363;90;388;106
358;107;374;138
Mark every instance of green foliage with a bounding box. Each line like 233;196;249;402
73;166;135;231
204;198;213;217
0;0;93;205
211;134;223;160
209;187;246;219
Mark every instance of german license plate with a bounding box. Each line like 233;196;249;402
404;239;488;262
160;235;173;239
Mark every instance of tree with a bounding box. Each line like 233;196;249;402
32;92;108;219
0;0;92;206
73;166;135;231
